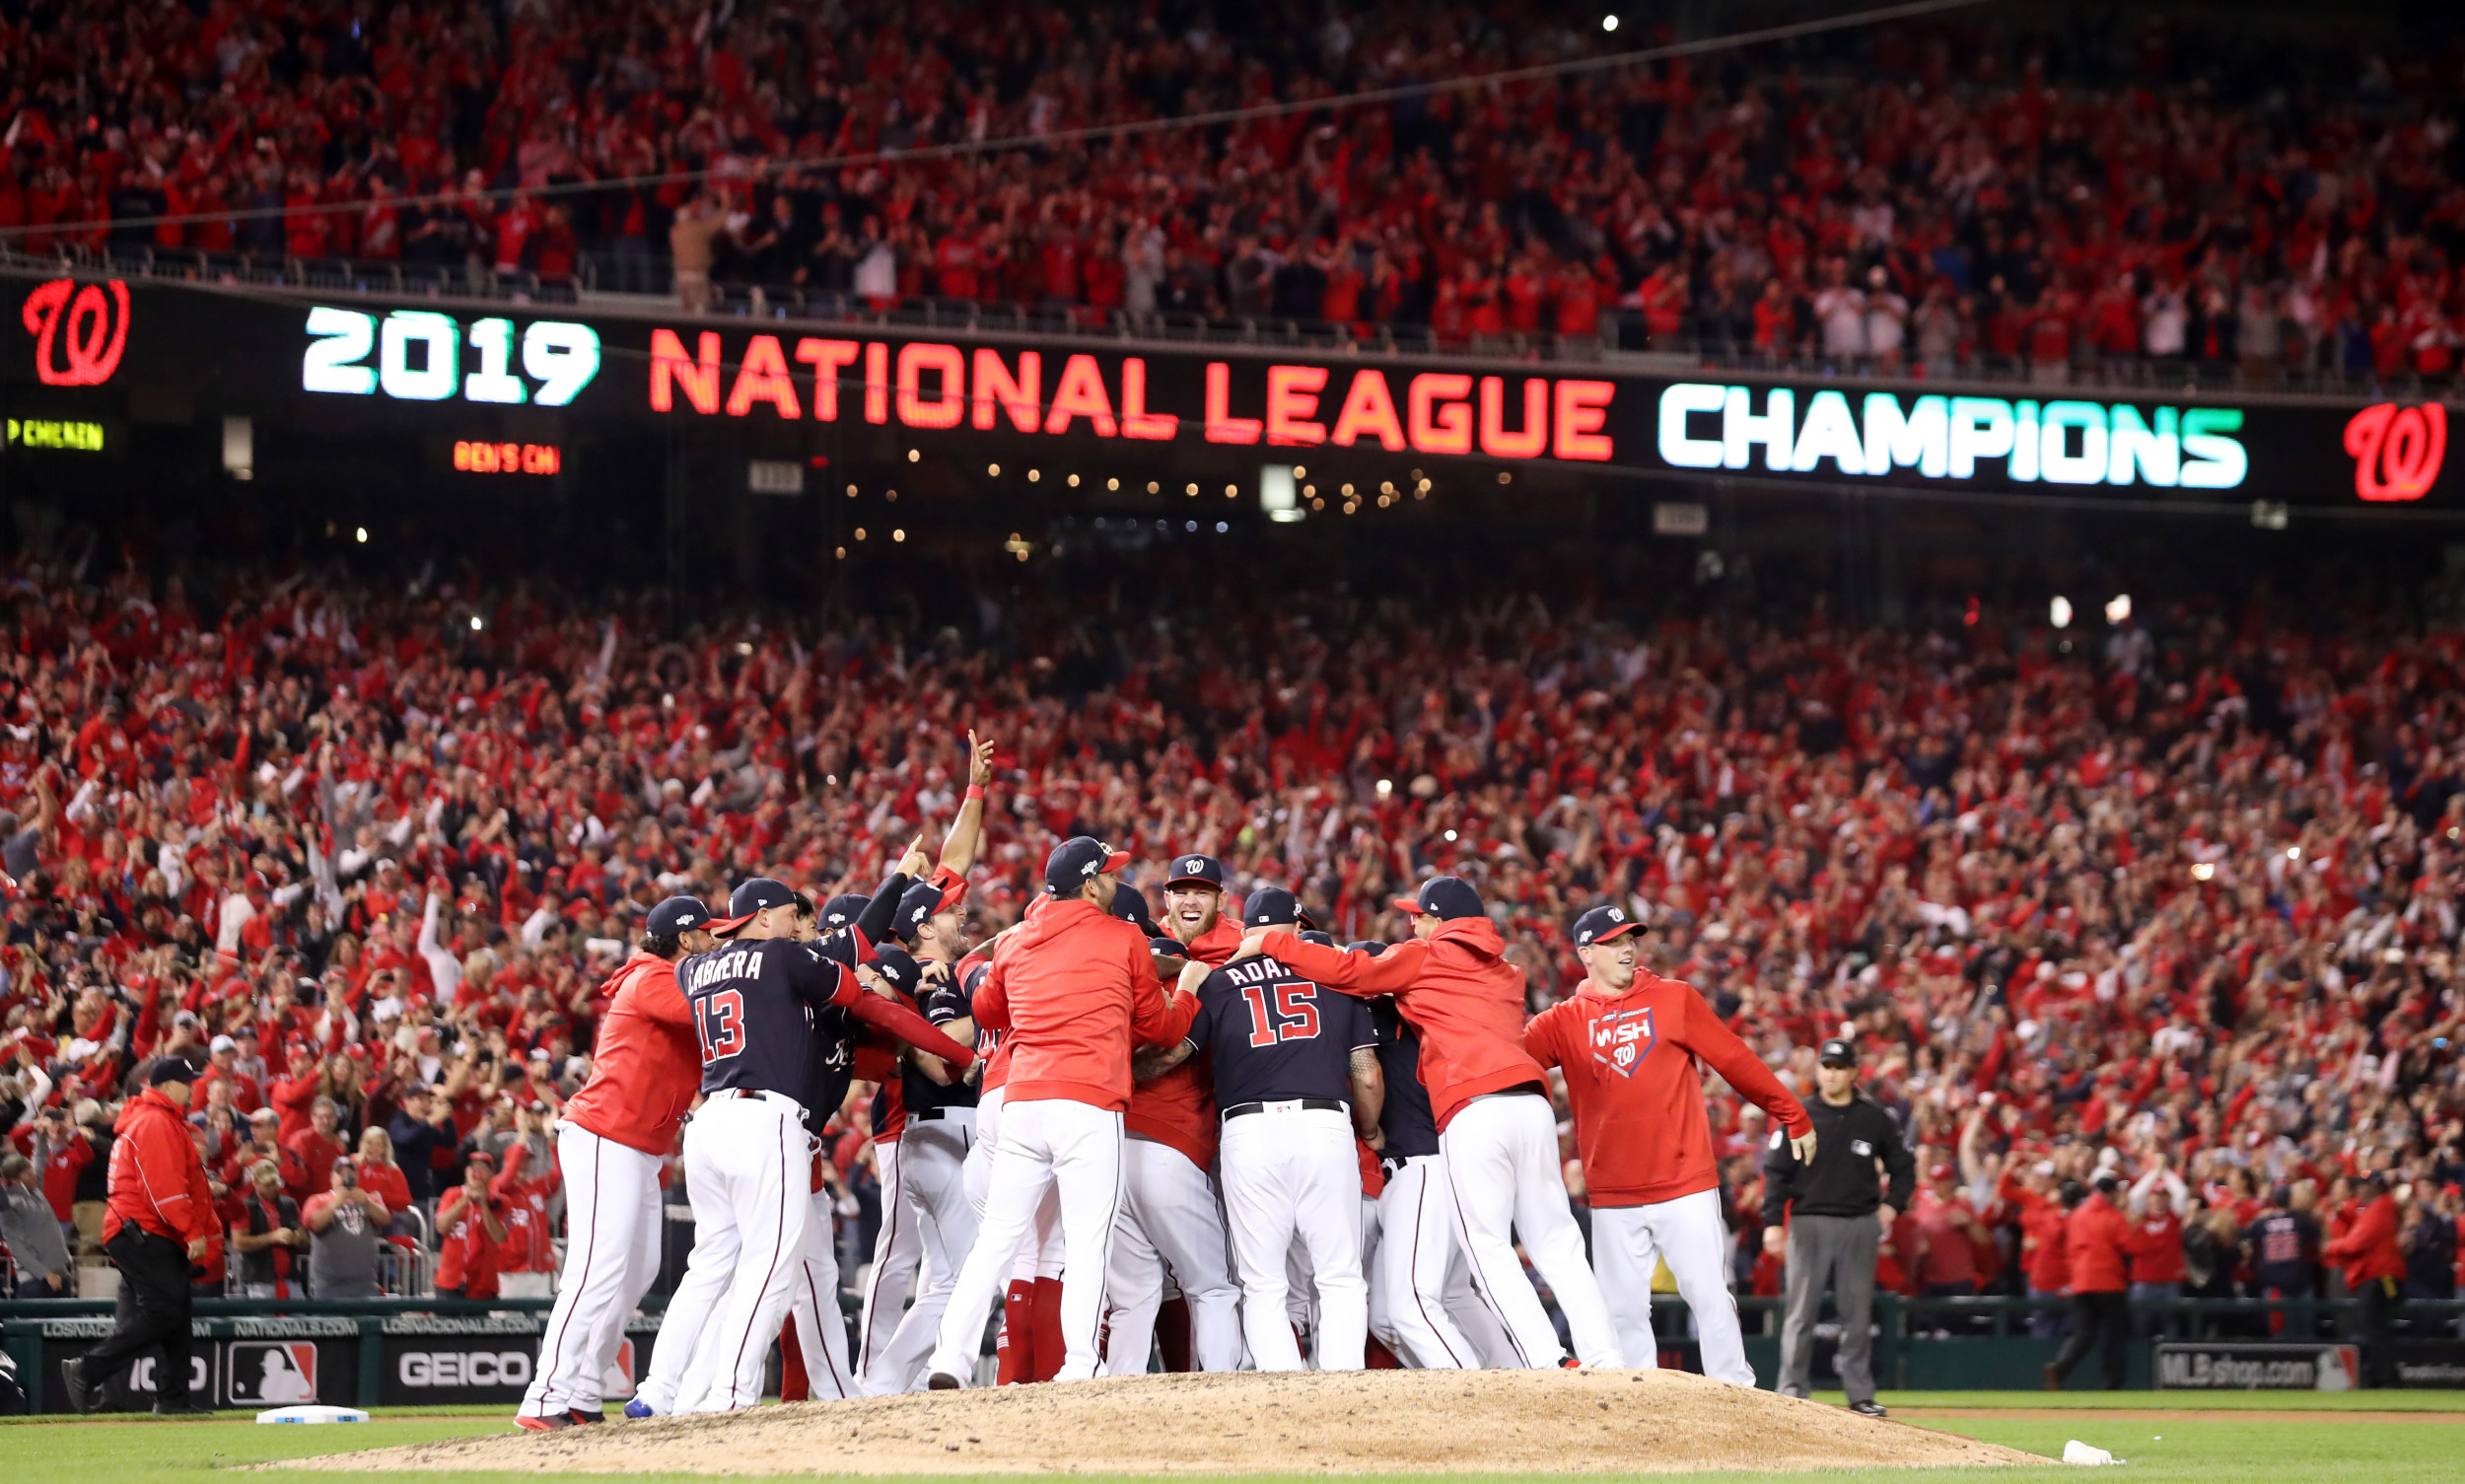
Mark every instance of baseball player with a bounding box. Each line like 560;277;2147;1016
518;897;716;1431
1524;905;1815;1380
924;838;1198;1388
1234;875;1618;1370
1102;852;1244;1377
663;879;974;1413
1140;888;1380;1371
1360;974;1513;1370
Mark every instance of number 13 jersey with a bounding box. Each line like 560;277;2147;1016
678;938;863;1110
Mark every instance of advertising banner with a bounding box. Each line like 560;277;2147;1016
37;1315;358;1410
5;270;2455;509
2154;1341;2363;1390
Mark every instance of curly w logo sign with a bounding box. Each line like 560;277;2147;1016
21;278;131;387
2344;402;2447;502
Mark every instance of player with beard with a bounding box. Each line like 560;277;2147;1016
1105;854;1245;1375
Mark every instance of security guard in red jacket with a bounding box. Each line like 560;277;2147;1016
2046;1174;2133;1391
2324;1173;2408;1386
62;1058;221;1416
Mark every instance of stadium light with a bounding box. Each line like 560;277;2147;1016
468;615;483;631
354;527;368;543
2191;862;2215;882
1259;464;1304;524
2105;594;2132;624
1602;15;1619;32
2050;596;2073;629
1376;779;1393;798
2287;846;2301;861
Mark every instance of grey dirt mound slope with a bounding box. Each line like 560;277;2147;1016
279;1369;2044;1474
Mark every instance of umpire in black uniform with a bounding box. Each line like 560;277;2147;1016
1762;1038;1914;1416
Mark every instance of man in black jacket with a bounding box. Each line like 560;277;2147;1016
1763;1039;1915;1416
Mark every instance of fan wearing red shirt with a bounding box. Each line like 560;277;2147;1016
1522;905;1813;1382
284;1095;349;1199
491;1128;563;1294
435;1149;509;1299
2322;1173;2406;1387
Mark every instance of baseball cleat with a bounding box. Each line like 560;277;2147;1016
515;1412;575;1432
1848;1399;1888;1418
927;1371;964;1390
1558;1357;1585;1371
60;1357;96;1415
569;1409;605;1425
623;1399;657;1418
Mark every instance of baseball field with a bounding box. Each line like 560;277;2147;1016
4;1382;2460;1484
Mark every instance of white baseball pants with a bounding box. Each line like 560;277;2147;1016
855;1133;920;1379
520;1123;664;1419
788;1185;859;1398
928;1098;1123;1384
862;1110;978;1394
672;1092;810;1412
1373;1153;1485;1369
1101;1135;1243;1375
1441;1092;1618;1369
1220;1106;1367;1371
1592;1189;1751;1382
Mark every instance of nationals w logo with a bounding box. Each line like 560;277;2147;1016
1587;1006;1655;1078
21;278;131;387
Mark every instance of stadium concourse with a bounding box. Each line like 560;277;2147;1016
0;2;2461;376
0;541;2459;1352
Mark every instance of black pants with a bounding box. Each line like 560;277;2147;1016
82;1228;195;1407
2051;1290;2131;1388
2351;1277;2399;1387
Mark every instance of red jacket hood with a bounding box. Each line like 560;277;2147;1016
1424;914;1505;959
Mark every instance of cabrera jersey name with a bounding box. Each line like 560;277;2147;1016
679;938;859;1109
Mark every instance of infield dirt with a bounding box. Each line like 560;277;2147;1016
277;1369;2043;1474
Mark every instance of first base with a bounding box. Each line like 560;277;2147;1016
258;1404;371;1425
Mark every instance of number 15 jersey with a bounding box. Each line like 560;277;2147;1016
678;937;863;1110
1184;954;1375;1110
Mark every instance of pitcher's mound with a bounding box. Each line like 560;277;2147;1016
285;1370;2041;1474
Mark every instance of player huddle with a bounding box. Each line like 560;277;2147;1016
510;737;1819;1428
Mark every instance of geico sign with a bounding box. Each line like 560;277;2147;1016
302;308;601;405
646;332;1618;462
1655;385;2247;489
397;1350;533;1387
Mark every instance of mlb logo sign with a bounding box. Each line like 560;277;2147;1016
227;1342;319;1405
1587;1007;1655;1078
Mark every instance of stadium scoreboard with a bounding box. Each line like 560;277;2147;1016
2;270;2453;510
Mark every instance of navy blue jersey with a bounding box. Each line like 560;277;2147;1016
929;961;998;1060
900;959;980;1114
678;937;857;1109
1184;954;1375;1111
807;1002;861;1136
1370;998;1440;1159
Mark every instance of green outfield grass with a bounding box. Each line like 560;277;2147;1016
1;1391;2459;1484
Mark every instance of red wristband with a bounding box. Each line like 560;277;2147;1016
964;784;984;803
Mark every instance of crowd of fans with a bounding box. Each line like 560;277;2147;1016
2;4;2462;377
0;541;2455;1349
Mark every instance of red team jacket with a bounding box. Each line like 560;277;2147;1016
1262;917;1543;1130
972;897;1195;1111
564;951;702;1156
103;1087;219;1255
1522;971;1811;1207
2323;1192;2405;1287
1126;915;1238;1170
2066;1191;2131;1293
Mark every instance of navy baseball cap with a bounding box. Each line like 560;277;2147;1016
1108;882;1159;934
1045;836;1129;893
711;878;798;936
1346;940;1389;957
1243;887;1312;930
869;947;923;996
1571;904;1644;948
648;895;715;937
895;878;963;941
1393;876;1484;920
1147;935;1185;956
1165;853;1226;889
149;1056;199;1087
1818;1037;1858;1067
819;892;871;930
1299;929;1335;948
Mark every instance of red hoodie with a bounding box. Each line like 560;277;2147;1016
973;897;1196;1111
103;1088;219;1253
1523;969;1810;1206
2322;1192;2405;1287
2067;1191;2131;1293
1261;917;1536;1131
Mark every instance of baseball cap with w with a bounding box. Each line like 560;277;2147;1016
709;878;798;936
1165;854;1225;889
1242;887;1314;930
1571;904;1644;948
1392;876;1485;921
1043;836;1129;894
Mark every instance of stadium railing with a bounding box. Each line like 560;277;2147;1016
18;245;2452;402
